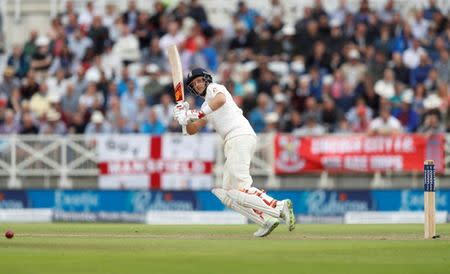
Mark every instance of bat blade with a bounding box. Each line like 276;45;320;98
167;45;187;135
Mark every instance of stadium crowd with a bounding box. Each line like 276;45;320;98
0;0;449;136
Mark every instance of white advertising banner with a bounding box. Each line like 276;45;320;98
97;135;217;190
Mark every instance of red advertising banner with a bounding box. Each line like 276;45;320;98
274;134;444;174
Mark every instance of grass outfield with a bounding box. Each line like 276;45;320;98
0;223;449;274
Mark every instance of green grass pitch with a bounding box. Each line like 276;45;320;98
1;223;450;274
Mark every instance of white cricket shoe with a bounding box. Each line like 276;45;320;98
280;199;296;231
253;217;279;237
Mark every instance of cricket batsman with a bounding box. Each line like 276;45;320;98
173;68;295;237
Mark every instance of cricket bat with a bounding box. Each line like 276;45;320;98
167;44;187;135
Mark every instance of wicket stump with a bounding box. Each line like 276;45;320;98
424;160;438;239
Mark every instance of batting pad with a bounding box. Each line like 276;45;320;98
212;188;266;226
226;188;281;218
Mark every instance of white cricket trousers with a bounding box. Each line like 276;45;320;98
222;134;257;190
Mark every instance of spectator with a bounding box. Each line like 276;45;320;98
273;93;289;130
30;83;50;118
306;41;331;75
390;52;410;85
321;96;343;132
68;28;93;62
122;0;139;32
103;3;118;32
48;44;76;77
19;112;39;134
374;68;396;99
424;67;440;92
79;82;104;111
264;112;280;132
134;97;149;131
153;93;175;128
378;0;397;24
282;110;302;133
374;25;394;57
120;79;143;122
302;96;321;121
340;48;367;89
8;88;22;113
101;41;122;79
39;108;67;135
149;1;166;31
64;12;79;36
88;15;109;55
234;70;256;97
31;36;53;78
7;45;29;78
292;112;326;136
114;115;133;134
116;66;136;96
140;107;166;135
410;53;432;87
85;111;112;134
418;110;445;135
424;0;441;20
346;97;373;133
106;96;121;126
335;117;352;134
229;22;254;51
142;64;165;105
159;20;186;52
134;12;153;50
411;9;429;41
249;93;272;133
47;69;69;99
61;83;80;117
23;30;38;59
189;0;209;25
142;37;166;70
68;112;87;134
78;1;94;29
235;1;259;30
0;67;21;98
402;38;426;69
327;20;346;56
367;50;387;83
392;89;420;133
434;49;450;85
0;109;20;134
367;105;402;135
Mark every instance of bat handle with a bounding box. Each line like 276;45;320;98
182;125;187;135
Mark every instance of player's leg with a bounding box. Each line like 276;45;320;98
220;140;279;237
227;187;295;231
212;188;279;237
224;135;295;231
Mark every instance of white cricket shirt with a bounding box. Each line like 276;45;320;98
202;83;256;141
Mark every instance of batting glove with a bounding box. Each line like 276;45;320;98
173;102;189;120
186;109;206;122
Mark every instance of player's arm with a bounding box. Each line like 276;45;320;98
186;119;207;135
184;92;226;120
206;92;226;111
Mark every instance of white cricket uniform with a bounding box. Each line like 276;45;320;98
202;83;257;190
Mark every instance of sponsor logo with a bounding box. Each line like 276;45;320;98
276;136;305;172
306;191;370;216
55;191;99;211
0;191;26;209
131;191;195;212
400;190;447;210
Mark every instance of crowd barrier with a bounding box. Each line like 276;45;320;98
0;133;448;190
